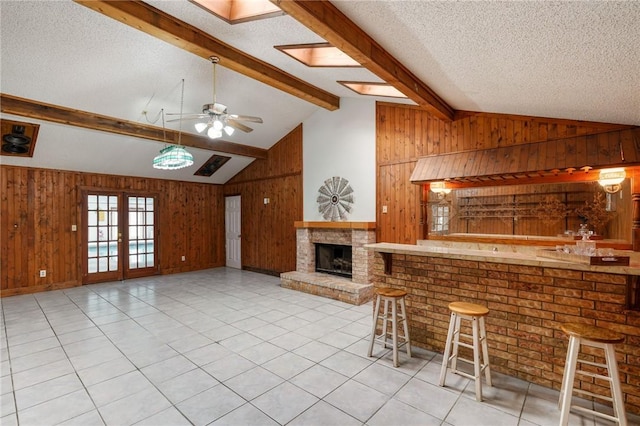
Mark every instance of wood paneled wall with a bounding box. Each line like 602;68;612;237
1;124;301;296
223;125;303;275
376;103;637;244
1;166;225;296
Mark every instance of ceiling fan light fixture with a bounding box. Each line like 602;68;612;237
167;57;262;138
194;122;208;133
207;127;222;139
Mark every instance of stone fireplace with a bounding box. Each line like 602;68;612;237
280;221;375;305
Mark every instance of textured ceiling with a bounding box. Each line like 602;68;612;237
1;1;638;184
334;0;640;124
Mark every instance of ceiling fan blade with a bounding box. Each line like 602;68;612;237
226;119;254;133
228;114;263;123
165;113;208;118
166;116;208;123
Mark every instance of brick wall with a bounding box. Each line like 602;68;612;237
297;227;375;284
372;252;640;415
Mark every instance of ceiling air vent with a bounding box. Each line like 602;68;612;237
1;119;40;157
194;154;231;177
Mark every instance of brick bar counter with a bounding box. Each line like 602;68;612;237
365;242;640;415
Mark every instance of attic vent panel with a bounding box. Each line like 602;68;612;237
194;154;231;176
1;119;39;157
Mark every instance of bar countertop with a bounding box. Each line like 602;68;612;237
364;240;640;415
364;242;640;276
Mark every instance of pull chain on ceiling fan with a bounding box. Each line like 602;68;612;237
166;56;263;139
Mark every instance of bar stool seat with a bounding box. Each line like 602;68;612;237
367;287;411;367
439;301;492;401
558;323;627;426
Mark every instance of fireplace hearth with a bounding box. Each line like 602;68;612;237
316;243;352;278
280;221;376;305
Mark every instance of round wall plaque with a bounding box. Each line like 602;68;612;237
316;176;355;221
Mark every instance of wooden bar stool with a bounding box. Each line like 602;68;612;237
367;287;411;367
439;301;492;401
558;323;627;426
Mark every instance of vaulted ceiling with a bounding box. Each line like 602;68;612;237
1;1;638;183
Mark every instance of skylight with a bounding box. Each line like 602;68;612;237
339;82;407;99
276;43;361;67
190;0;284;24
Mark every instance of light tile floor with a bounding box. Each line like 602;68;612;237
1;268;638;426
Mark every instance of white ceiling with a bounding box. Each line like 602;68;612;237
1;1;638;184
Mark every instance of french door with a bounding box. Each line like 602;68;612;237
82;190;158;284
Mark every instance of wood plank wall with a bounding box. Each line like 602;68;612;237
223;125;303;275
376;103;637;244
1;166;226;296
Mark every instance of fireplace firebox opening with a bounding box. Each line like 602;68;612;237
315;243;352;278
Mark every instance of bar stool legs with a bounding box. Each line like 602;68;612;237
558;323;627;426
367;287;411;367
439;301;492;401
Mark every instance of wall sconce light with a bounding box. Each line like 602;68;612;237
598;168;626;194
430;181;451;197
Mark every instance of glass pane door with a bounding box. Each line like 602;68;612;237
84;192;121;283
126;195;157;278
82;191;158;284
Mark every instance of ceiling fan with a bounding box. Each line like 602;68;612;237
167;56;263;139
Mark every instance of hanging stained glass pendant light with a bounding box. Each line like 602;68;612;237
153;79;194;170
152;145;194;170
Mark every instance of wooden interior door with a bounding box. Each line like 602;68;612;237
225;195;242;269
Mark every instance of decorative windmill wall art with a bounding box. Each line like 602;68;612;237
317;176;355;221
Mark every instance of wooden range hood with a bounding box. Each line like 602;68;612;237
410;127;640;186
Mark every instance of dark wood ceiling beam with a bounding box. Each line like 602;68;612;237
73;0;339;111
0;94;268;159
272;0;454;121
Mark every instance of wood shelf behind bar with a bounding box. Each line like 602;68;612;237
294;221;376;230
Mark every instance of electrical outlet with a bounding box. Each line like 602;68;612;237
71;224;77;232
263;197;270;205
181;256;186;261
382;205;388;213
39;270;46;278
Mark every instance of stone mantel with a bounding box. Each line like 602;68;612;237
294;221;376;230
